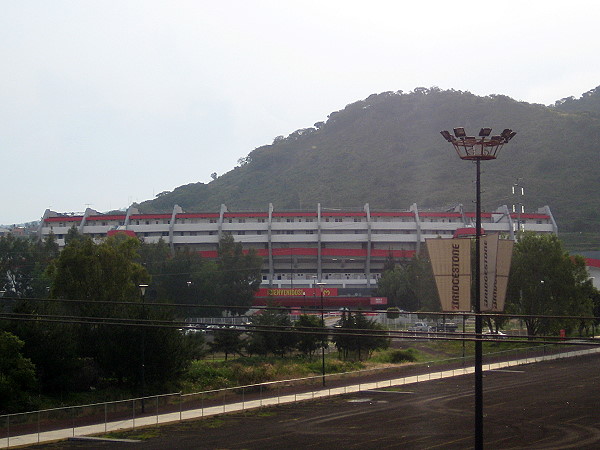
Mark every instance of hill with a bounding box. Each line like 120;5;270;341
138;87;600;232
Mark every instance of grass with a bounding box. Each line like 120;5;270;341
181;354;365;392
371;348;418;364
34;339;546;414
103;429;161;440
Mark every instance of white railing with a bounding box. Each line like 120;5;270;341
2;345;597;448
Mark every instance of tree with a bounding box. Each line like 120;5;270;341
7;301;81;393
48;234;149;307
142;243;220;317
377;265;411;309
216;233;262;315
0;234;58;299
377;255;438;312
382;251;396;272
590;287;600;333
0;331;38;413
506;233;594;336
46;234;191;390
246;308;297;356
139;234;261;319
386;307;401;319
332;311;389;360
210;328;244;360
294;314;324;357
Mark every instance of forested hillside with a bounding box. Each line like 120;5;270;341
138;87;600;232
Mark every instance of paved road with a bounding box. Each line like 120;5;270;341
29;351;600;449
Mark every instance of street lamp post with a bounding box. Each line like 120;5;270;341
139;284;148;413
440;127;516;450
315;281;327;386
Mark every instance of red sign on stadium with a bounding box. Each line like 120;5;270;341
256;288;339;297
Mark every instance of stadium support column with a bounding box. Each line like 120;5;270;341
317;203;322;282
498;204;515;240
37;209;52;241
124;205;139;230
168;205;182;255
217;204;227;240
410;203;421;255
79;207;96;234
539;205;558;235
268;203;274;287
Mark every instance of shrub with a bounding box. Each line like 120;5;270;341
376;349;417;364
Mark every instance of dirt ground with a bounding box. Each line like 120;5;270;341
30;352;600;449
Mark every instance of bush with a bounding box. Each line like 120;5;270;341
375;349;417;364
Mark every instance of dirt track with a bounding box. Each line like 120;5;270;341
31;352;600;449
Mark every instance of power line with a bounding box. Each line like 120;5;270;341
1;311;598;346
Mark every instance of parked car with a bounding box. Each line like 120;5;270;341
432;322;459;333
408;322;431;332
482;331;508;339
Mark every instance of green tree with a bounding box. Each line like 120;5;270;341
506;233;594;336
294;314;324;357
382;251;396;272
216;233;262;315
143;245;220;317
0;234;58;300
7;302;81;393
0;331;38;413
47;234;191;390
377;265;410;309
246;308;297;356
138;238;171;278
590;287;600;333
210;328;244;360
332;311;389;360
377;255;438;312
386;307;401;319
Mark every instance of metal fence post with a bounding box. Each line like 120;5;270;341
156;396;159;426
132;399;136;429
104;403;107;433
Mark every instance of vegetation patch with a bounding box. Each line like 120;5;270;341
372;348;418;364
182;355;365;392
102;429;160;440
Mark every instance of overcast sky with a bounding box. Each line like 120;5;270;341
2;0;599;225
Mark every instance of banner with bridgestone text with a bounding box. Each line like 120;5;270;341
426;238;471;312
480;235;514;312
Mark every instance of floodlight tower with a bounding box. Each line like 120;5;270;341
440;127;516;450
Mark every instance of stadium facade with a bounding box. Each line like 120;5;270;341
38;203;557;295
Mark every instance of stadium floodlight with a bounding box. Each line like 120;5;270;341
439;125;517;450
453;127;466;138
441;127;517;161
440;130;453;142
501;128;515;141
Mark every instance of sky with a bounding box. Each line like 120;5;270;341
2;0;600;225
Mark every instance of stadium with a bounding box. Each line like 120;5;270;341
38;202;557;299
